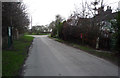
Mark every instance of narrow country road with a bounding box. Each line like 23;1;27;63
23;35;118;76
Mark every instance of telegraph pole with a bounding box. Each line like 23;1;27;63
31;15;32;29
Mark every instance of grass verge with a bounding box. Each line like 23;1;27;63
24;32;50;35
2;35;34;76
31;33;50;35
48;36;118;66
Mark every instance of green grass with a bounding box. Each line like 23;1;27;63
24;32;50;35
49;36;118;65
2;35;34;76
31;33;49;35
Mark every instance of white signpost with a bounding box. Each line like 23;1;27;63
8;27;11;37
8;26;12;48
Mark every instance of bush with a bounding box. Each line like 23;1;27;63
111;11;120;53
51;27;57;37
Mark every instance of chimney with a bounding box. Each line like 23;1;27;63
98;6;104;14
106;6;112;13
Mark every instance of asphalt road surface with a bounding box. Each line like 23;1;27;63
23;35;118;76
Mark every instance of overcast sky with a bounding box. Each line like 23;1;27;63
23;0;120;27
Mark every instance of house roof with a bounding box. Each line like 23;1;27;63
94;11;117;22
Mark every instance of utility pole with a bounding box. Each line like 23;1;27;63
31;15;32;29
30;15;32;34
101;0;103;7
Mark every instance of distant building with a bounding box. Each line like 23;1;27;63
65;6;117;35
94;6;117;35
95;6;117;22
